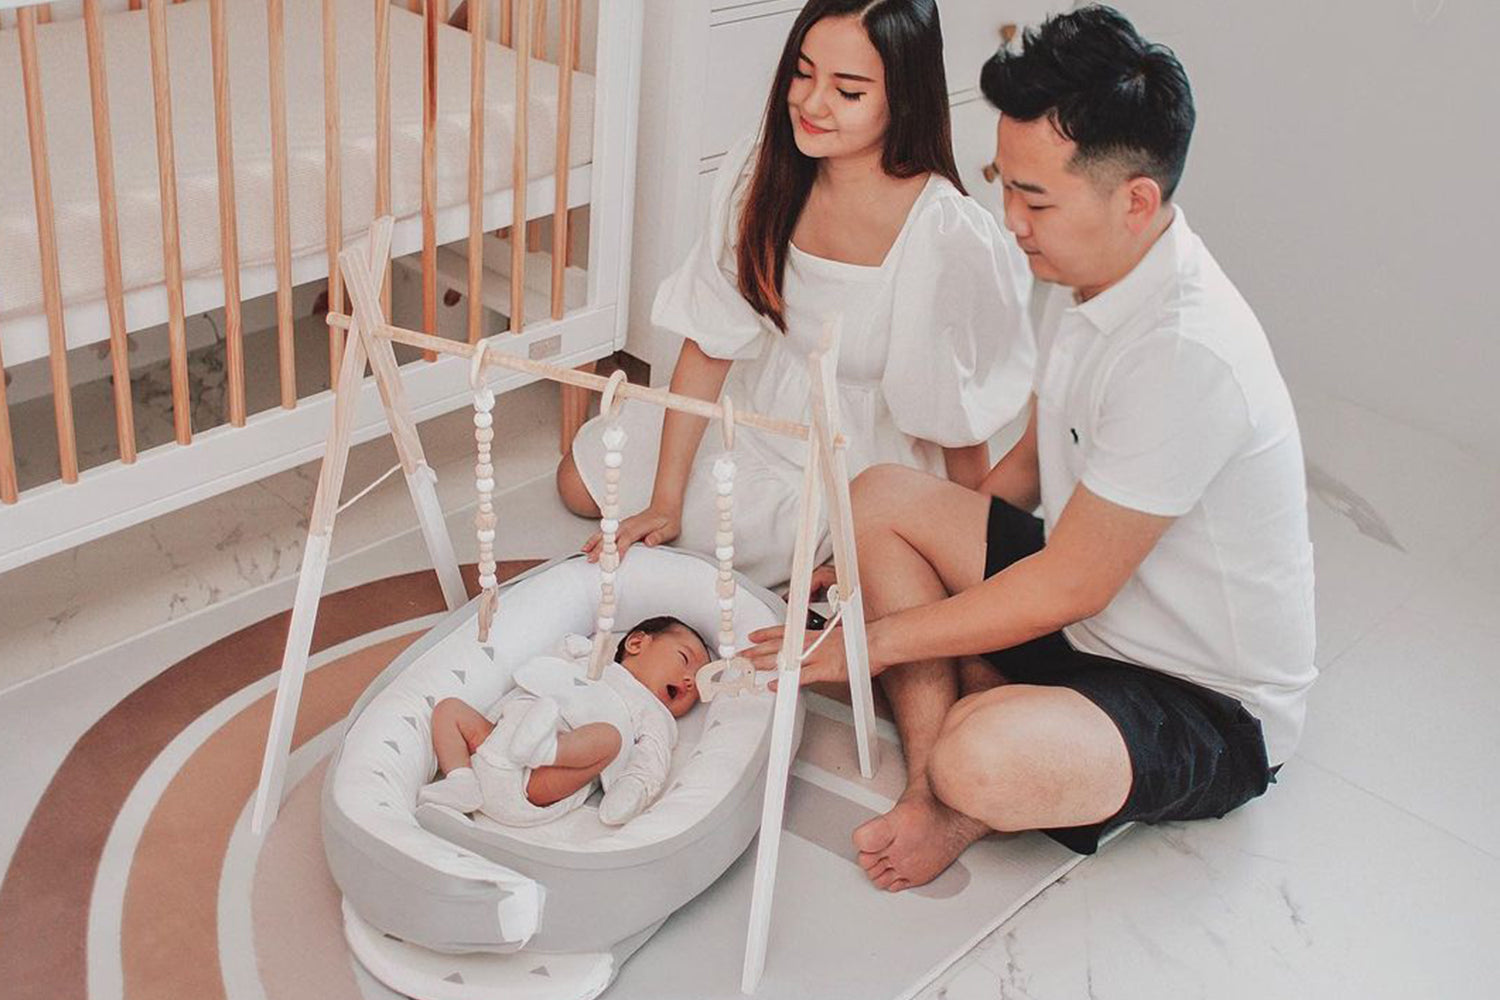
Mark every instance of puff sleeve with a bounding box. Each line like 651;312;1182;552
650;135;768;361
881;194;1036;447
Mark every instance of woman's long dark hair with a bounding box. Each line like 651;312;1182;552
736;0;963;331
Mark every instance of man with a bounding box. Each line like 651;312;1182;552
746;5;1316;890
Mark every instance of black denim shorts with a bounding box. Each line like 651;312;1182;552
980;498;1275;855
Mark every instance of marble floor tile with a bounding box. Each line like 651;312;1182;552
1296;601;1500;858
968;762;1500;1000
1294;387;1500;564
1306;497;1421;670
915;954;1025;1000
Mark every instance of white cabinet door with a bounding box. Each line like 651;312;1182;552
703;3;804;160
950;95;1003;222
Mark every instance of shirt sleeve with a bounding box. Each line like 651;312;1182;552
1081;336;1254;517
881;193;1037;447
650;135;767;362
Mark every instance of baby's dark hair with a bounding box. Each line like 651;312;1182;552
614;616;712;663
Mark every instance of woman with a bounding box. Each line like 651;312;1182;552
558;0;1034;589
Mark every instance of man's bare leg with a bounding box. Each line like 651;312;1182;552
845;466;996;891
929;684;1132;833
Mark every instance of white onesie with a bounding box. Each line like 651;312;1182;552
424;634;679;827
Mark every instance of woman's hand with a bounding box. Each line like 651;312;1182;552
581;505;683;563
809;561;839;602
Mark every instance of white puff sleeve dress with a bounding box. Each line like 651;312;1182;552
572;137;1036;588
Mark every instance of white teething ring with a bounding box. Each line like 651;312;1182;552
599;370;629;422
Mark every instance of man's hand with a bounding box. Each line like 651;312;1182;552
742;622;886;689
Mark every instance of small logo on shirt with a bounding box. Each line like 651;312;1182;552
1070;427;1080;445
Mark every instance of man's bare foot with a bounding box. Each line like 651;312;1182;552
852;790;990;891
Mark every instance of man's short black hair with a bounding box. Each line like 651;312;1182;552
614;616;711;664
980;5;1194;199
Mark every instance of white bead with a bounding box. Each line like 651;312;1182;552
718;644;736;660
602;556;619;572
479;574;497;589
476;427;494;443
713;456;737;482
716;546;734;561
477;529;495;543
597;616;614;631
716;481;733;495
474;411;493;429
719;597;735;611
476;478;495;493
600;570;615;584
604;453;623;469
600;518;620;533
602;426;628;451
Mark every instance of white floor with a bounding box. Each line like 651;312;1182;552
2;379;1498;999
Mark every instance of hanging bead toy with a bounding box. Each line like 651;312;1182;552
471;344;500;644
588;370;631;679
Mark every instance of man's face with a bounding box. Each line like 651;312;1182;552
993;115;1136;297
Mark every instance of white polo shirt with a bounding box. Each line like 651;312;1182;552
1034;209;1316;765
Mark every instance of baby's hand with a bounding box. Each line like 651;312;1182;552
598;774;650;826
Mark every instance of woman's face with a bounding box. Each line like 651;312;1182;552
787;15;890;161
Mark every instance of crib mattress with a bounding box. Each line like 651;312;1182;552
0;0;594;325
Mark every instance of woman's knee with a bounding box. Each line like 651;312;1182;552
556;453;601;518
851;464;926;530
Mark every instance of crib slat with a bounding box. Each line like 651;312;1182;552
421;0;438;346
0;333;17;505
375;0;392;311
208;0;246;427
145;0;193;444
323;0;344;383
18;6;80;482
500;0;512;47
551;0;576;318
510;0;530;333
266;0;295;409
83;0;138;462
465;0;486;344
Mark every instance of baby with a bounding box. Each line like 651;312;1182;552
419;616;710;827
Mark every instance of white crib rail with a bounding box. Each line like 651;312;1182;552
0;0;640;573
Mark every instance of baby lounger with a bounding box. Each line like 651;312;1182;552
322;546;800;1000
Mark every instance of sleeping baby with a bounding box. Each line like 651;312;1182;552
418;616;710;827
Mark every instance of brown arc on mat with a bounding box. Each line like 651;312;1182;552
0;561;538;1000
123;634;414;1000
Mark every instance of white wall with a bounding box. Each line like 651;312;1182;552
1112;0;1499;464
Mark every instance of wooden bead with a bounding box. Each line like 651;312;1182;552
474;512;496;529
717;580;736;598
604;468;622;485
716;531;734;547
475;463;493;479
717;495;733;512
476;427;494;444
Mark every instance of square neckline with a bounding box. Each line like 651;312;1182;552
788;173;941;273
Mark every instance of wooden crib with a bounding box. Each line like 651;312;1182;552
0;0;642;572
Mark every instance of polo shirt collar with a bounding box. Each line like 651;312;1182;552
1072;206;1191;335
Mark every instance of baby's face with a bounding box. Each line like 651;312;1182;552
622;626;710;718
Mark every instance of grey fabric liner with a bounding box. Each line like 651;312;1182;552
324;547;789;879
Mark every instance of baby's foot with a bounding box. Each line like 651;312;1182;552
417;766;483;813
508;696;561;767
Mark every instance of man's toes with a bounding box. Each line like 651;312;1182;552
886;878;911;893
852;814;897;855
864;858;894;883
857;850;884;873
872;867;901;891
